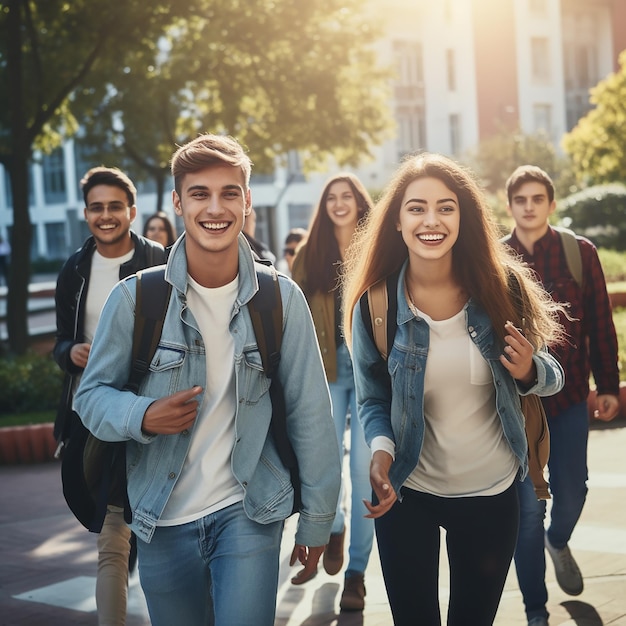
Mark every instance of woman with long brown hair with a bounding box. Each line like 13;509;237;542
342;153;565;625
292;173;374;611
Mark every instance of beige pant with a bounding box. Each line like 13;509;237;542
96;506;131;625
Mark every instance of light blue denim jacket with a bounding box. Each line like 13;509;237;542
75;234;341;545
351;261;565;498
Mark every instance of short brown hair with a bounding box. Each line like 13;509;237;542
505;165;555;204
80;166;137;207
170;134;252;195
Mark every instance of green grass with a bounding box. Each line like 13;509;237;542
608;281;626;293
612;307;626;382
0;410;55;428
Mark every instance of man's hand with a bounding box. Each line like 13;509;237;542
593;393;620;422
70;342;91;369
141;386;203;435
289;544;324;585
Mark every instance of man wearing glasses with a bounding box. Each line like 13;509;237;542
53;166;166;625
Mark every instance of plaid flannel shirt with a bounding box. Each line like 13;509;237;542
506;227;619;417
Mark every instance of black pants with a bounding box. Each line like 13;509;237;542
375;482;519;626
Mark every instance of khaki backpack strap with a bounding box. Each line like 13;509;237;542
553;226;583;290
368;279;389;360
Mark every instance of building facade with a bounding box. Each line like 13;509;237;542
1;0;624;261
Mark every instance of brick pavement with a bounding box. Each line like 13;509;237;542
1;423;625;625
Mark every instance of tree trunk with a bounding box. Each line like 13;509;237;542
6;163;32;355
6;0;32;355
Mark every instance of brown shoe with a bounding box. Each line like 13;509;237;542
323;527;345;575
340;573;366;611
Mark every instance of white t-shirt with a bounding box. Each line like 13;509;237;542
158;274;243;525
72;248;134;402
85;249;134;343
404;306;518;497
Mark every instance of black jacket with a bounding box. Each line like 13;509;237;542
53;232;166;442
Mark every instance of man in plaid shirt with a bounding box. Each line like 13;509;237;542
504;165;620;626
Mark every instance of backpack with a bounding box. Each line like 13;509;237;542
501;226;583;290
63;262;300;534
359;269;552;500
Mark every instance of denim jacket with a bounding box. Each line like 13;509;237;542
75;234;341;545
351;262;565;498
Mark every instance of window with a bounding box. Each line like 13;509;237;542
397;106;426;157
45;222;67;260
449;114;461;155
446;49;456;91
531;37;550;83
393;40;424;89
529;0;547;15
287;203;313;231
42;148;67;204
533;104;552;134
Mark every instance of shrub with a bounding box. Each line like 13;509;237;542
558;184;626;251
0;351;62;414
598;249;626;283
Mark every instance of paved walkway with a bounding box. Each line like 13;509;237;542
1;423;625;625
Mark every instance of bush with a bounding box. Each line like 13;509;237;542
558;184;626;251
598;249;626;283
0;351;62;414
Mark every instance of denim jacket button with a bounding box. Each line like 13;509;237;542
168;472;176;479
182;429;189;436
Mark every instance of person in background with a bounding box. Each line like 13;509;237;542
278;227;307;276
242;206;276;264
0;234;10;286
143;211;177;248
505;165;620;626
74;134;340;626
53;166;166;625
342;153;565;625
291;173;374;612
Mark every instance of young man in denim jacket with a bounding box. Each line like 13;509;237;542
74;134;340;625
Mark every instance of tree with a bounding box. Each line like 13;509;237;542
0;0;392;354
466;125;576;199
562;50;626;186
0;0;201;354
77;0;392;213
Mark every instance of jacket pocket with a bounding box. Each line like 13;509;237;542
241;348;271;404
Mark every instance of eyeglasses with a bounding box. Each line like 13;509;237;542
86;202;129;215
283;248;296;257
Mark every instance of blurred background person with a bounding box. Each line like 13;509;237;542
243;206;276;264
292;173;374;612
143;211;177;248
278;227;307;275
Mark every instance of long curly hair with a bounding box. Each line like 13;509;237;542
342;153;565;350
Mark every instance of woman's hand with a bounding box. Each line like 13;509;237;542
500;321;536;385
363;450;397;519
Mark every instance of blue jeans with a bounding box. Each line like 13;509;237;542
137;501;284;626
514;401;589;620
328;342;374;577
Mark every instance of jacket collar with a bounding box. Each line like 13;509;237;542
165;232;259;305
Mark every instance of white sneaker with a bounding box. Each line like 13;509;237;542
528;617;549;626
544;533;583;595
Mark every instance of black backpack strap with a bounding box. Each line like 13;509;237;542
127;266;171;394
249;264;301;513
99;266;170;527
